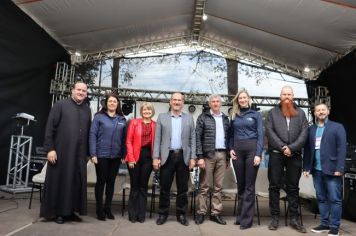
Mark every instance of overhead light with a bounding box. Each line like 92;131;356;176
202;14;208;21
75;51;81;57
304;67;310;73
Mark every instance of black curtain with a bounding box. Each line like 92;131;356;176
306;49;356;145
0;0;70;184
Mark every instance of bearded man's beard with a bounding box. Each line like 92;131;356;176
281;99;297;118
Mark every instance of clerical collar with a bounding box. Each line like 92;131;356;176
71;96;83;105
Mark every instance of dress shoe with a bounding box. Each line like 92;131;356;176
105;210;115;220
97;212;106;221
177;214;189;226
195;214;205;225
240;225;251;230
156;215;168;225
268;216;279;230
289;218;307;233
234;220;240;225
210;215;226;225
55;216;64;224
68;213;82;222
137;218;145;223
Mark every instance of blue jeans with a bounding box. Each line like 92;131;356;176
313;170;342;230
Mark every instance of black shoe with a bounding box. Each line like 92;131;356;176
105;210;115;220
177;214;189;226
240;225;251;230
268;217;279;230
156;215;168;225
311;224;329;233
328;228;339;236
195;214;205;225
97;212;106;221
137;218;145;223
68;213;82;222
210;215;227;225
55;216;64;224
234;220;240;225
289;218;307;233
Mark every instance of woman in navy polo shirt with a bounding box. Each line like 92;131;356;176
89;93;126;221
229;88;264;229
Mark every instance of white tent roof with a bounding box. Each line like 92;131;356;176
14;0;356;79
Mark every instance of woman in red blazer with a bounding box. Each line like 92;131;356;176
125;102;156;223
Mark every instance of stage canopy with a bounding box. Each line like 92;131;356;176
13;0;356;80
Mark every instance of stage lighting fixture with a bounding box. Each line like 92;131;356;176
188;105;196;113
202;105;210;113
228;107;233;116
122;100;134;116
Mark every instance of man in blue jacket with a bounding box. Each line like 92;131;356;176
303;103;346;236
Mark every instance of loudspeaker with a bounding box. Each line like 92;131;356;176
343;173;356;221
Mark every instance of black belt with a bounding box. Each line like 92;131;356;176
169;149;183;154
215;149;226;152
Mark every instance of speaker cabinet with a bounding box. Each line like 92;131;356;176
343;172;356;221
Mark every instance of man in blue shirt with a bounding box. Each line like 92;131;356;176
303;103;346;236
153;92;196;226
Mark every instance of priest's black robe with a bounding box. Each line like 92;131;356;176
40;98;91;218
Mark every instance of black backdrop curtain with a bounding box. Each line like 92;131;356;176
0;0;70;184
306;49;356;145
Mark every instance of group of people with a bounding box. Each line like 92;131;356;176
40;81;346;236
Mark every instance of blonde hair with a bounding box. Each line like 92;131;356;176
231;88;252;120
140;102;155;117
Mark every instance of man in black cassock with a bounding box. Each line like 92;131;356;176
40;81;91;224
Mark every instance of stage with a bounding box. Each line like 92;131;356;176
1;188;356;236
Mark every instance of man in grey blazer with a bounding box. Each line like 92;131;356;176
153;92;196;226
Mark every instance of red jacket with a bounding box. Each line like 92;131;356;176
125;118;156;163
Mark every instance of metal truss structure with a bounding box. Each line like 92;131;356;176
192;0;207;42
75;35;311;80
312;86;331;108
51;63;310;108
0;135;33;193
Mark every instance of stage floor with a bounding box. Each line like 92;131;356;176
1;188;356;236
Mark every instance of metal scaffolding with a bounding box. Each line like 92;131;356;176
0;129;33;193
51;63;310;108
75;35;312;80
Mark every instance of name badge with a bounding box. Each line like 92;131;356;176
315;137;321;149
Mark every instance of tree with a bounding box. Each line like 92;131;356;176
74;60;102;85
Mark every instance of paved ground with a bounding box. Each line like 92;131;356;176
1;178;355;236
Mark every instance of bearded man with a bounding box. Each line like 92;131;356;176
265;86;308;233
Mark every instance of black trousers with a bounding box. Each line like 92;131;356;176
127;147;153;221
94;158;120;214
232;139;259;228
158;152;189;216
268;151;302;218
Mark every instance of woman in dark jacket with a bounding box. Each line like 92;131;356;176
125;102;156;223
89;93;126;221
229;88;264;229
